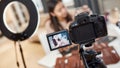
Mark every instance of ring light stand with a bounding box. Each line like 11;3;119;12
0;0;40;68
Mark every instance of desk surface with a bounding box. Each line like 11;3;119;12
0;37;46;68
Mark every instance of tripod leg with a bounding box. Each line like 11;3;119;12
79;44;89;68
14;42;20;68
18;42;27;68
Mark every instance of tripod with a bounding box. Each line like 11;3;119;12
79;43;107;68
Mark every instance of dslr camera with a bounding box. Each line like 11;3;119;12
47;12;107;50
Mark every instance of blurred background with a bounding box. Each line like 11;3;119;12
0;0;120;68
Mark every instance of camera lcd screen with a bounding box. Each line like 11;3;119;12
47;30;72;51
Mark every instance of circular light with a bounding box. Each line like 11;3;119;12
0;0;40;41
3;1;30;34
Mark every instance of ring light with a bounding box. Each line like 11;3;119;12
0;0;40;41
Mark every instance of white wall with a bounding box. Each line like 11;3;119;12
32;0;44;12
98;0;120;14
62;0;74;7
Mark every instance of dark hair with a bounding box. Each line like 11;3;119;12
47;0;72;32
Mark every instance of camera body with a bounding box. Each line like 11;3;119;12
69;12;107;44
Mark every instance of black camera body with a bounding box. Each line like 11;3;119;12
69;13;107;44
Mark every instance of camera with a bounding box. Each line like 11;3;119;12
69;12;107;45
47;12;107;50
